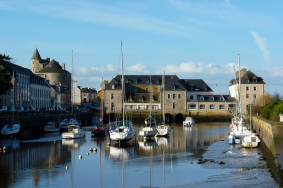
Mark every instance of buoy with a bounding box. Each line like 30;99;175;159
87;153;89;155
66;166;69;169
93;148;97;151
107;143;110;146
3;147;6;150
93;150;97;153
228;133;235;144
89;147;93;151
79;155;82;159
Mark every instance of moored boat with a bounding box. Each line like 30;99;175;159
62;125;86;139
242;133;261;148
44;121;59;132
183;117;195;127
1;122;20;136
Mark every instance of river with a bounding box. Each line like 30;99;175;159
0;120;278;188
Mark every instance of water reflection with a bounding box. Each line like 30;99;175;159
109;144;134;160
2;122;276;187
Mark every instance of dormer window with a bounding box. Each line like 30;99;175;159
172;85;175;90
111;84;115;89
204;87;207;91
156;79;159;84
210;96;214;101
245;79;249;83
190;87;193;91
200;96;204;101
220;96;224;102
125;79;128;83
135;79;137;84
146;79;149;84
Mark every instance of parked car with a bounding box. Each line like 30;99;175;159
28;106;36;113
8;107;16;114
60;107;66;112
16;107;24;114
23;107;29;113
0;106;8;114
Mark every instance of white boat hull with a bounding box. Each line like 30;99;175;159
156;125;171;136
110;127;135;142
139;127;157;137
242;134;261;148
62;132;86;139
183;117;195;126
1;124;20;135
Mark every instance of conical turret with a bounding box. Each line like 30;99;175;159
31;48;42;60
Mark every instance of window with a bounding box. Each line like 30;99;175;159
138;105;144;109
155;88;158;92
125;105;130;109
219;105;225;109
131;105;137;109
156;79;159;84
125;79;128;83
220;96;224;102
254;87;257;91
246;104;250;111
200;96;204;101
168;94;171;99
245;79;249;83
111;84;115;89
146;79;149;84
147;105;151;109
139;98;143;101
190;95;193;100
246;86;249;91
135;79;137;84
254;94;257;98
178;94;181;99
152;105;158;109
204;87;207;91
210;105;215;109
146;87;149;92
246;94;249;98
190;87;193;91
111;93;114;99
172;85;175;90
210;96;214;101
134;88;137;92
200;105;205;109
173;94;176;99
188;104;196;110
173;102;176;109
111;103;114;110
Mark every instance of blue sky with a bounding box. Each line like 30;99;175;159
1;0;283;94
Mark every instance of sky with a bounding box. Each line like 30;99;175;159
1;0;283;95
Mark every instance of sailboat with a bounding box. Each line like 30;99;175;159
1;71;21;136
62;50;86;139
109;42;135;143
91;77;106;137
230;54;250;139
139;75;157;138
156;72;171;137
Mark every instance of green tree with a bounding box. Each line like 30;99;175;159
0;54;12;95
272;91;283;102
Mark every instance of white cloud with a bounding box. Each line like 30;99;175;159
126;63;150;73
250;31;270;64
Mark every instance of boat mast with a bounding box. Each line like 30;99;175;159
163;71;165;124
150;75;152;126
121;41;125;121
238;53;241;117
71;50;73;114
12;71;15;123
100;77;103;124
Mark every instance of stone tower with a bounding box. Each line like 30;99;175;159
31;48;43;73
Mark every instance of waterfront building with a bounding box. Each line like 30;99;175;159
30;74;51;108
104;75;236;121
229;68;265;115
81;87;97;103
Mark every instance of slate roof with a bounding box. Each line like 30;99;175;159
230;68;265;85
38;59;65;73
180;79;213;92
106;75;187;91
31;48;42;60
8;63;34;76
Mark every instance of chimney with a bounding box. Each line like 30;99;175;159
62;63;65;70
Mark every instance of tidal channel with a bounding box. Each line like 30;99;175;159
0;120;278;188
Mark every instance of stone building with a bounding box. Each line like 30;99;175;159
104;75;235;121
31;48;71;91
229;68;265;115
81;87;97;103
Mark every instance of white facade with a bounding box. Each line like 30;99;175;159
16;73;31;107
72;81;81;106
30;84;51;108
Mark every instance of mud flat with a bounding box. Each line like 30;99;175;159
191;139;278;188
